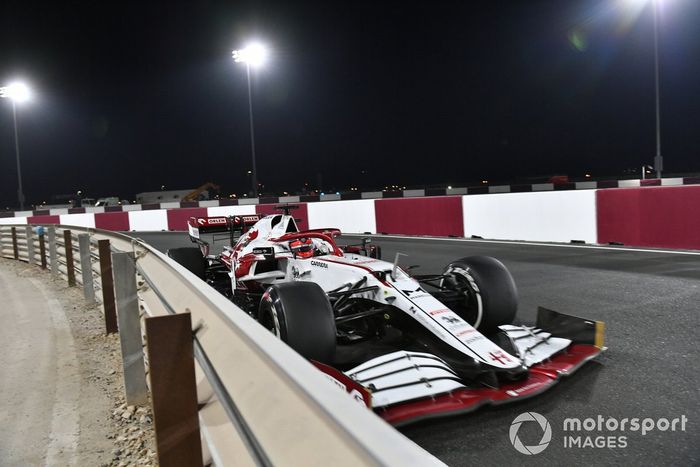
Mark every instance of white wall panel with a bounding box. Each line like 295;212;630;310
0;216;28;225
307;199;377;234
462;191;597;243
206;205;257;217
128;209;168;231
59;213;96;228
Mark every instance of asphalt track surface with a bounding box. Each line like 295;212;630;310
131;231;700;466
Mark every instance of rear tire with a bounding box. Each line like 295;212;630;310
257;282;336;364
442;256;517;333
167;247;206;280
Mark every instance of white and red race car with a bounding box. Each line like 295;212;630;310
170;206;605;425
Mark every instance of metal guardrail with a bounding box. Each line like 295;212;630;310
0;224;443;467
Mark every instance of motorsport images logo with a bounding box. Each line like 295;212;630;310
509;412;689;454
509;412;552;455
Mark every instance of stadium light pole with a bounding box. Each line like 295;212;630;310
651;0;663;178
0;82;31;210
233;43;268;198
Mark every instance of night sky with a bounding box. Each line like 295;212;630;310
1;0;699;207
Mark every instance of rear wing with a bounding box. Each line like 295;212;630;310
188;215;260;240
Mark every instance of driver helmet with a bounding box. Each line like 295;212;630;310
290;238;314;259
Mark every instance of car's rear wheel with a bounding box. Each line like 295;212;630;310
257;282;336;364
167;247;206;279
441;256;517;333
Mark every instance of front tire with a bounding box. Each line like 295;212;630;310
442;256;517;333
257;282;336;364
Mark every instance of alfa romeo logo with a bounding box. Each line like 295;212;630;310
509;412;552;455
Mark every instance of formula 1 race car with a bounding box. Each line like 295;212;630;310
169;206;605;425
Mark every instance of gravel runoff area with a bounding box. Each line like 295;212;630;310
0;258;157;466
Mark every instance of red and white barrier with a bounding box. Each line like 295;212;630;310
4;186;700;250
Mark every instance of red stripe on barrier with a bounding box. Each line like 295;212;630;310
255;203;309;231
28;215;60;224
95;212;130;231
374;196;464;237
167;207;207;231
597;186;700;249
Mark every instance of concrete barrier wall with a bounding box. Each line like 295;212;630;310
128;209;169;231
95;212;130;231
60;213;96;228
375;196;464;237
6;186;700;250
28;215;60;225
597;186;700;249
206;205;257;218
0;216;28;225
462;190;598;243
308;199;377;233
166;207;207;231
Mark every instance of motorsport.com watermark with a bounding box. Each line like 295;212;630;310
509;412;689;454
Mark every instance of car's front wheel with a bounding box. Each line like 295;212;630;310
257;282;336;364
441;256;518;333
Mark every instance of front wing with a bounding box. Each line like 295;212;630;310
314;307;605;426
375;344;601;426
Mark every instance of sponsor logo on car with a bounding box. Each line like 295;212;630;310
234;215;260;224
441;316;462;325
310;260;328;268
462;335;485;345
490;351;513;364
202;217;227;225
428;309;451;316
506;382;544;397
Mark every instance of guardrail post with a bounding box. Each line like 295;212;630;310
26;226;34;265
39;230;47;269
11;227;18;260
78;234;95;304
98;240;118;334
64;230;76;286
145;313;203;467
112;251;148;406
48;227;58;278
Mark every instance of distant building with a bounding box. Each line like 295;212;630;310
136;189;196;204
